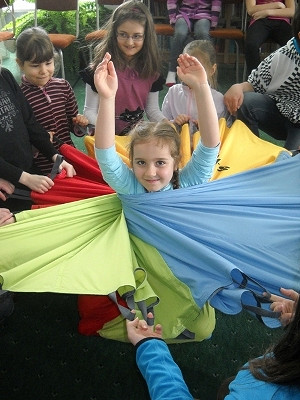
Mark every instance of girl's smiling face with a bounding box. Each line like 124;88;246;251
116;20;145;60
132;140;177;192
17;58;54;87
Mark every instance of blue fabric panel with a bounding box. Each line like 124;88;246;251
120;155;300;328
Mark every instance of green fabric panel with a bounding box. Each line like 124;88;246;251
130;235;215;341
0;195;137;295
0;194;215;343
99;235;215;342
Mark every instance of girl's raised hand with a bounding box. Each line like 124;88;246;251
94;52;118;100
176;53;208;89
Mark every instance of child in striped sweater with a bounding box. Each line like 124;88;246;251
16;27;89;174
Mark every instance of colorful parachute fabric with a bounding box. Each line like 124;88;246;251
0;122;299;333
120;155;300;328
31;144;114;207
0;194;215;341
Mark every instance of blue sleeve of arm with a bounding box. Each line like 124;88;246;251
136;339;194;400
179;141;219;187
95;145;145;194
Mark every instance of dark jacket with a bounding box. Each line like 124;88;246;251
0;68;57;184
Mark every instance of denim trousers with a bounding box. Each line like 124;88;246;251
169;17;211;71
237;92;300;150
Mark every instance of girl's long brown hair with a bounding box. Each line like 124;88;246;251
91;0;161;78
248;295;300;386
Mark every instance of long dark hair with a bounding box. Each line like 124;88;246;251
248;294;300;386
91;0;161;78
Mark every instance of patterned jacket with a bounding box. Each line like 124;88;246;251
167;0;222;29
248;38;300;125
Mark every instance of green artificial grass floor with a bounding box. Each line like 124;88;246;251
1;292;283;400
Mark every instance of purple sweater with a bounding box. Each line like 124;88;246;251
167;0;222;29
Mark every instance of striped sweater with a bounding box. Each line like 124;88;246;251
167;0;222;29
20;76;82;174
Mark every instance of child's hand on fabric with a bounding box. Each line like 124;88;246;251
73;114;89;127
94;52;118;100
51;154;76;178
59;160;77;178
0;178;15;201
177;53;208;89
174;114;191;126
126;311;163;346
0;208;15;226
19;171;54;193
269;288;299;326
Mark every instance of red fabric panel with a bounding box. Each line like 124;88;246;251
59;144;106;183
31;144;115;206
32;174;114;205
77;294;127;336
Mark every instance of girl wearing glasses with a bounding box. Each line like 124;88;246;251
80;0;165;136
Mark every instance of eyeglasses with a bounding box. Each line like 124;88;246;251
117;32;145;42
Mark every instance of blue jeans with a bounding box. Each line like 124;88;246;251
169;17;211;71
237;92;300;150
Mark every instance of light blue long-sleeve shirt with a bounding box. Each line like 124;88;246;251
136;339;300;400
95;141;219;194
136;338;193;400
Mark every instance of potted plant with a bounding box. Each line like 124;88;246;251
3;1;113;75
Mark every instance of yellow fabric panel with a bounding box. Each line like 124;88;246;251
115;135;131;148
192;130;200;151
85;119;289;177
84;135;131;166
190;118;288;180
211;118;290;180
115;136;131;167
84;135;96;159
179;123;191;168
